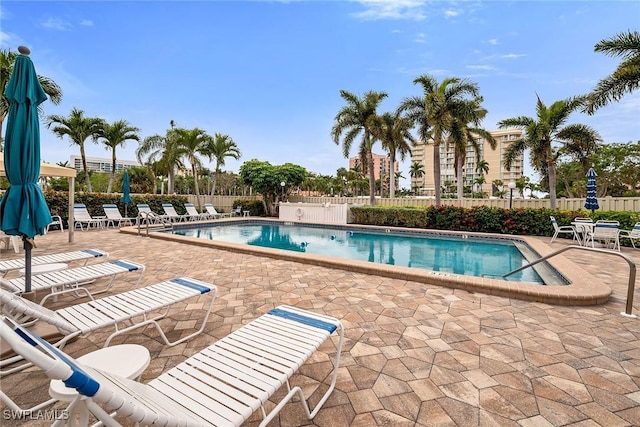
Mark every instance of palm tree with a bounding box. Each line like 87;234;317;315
409;161;425;194
399;75;480;205
369;111;414;199
46;108;103;192
136;122;183;194
582;30;640;114
447;96;496;199
498;95;601;209
475;159;490;195
331;90;388;206
173;127;214;208
203;133;241;197
1;49;63;150
96;119;140;193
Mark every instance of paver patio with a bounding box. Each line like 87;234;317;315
1;227;639;426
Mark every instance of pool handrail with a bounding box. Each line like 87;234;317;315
502;245;637;317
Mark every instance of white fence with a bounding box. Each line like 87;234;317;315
278;202;355;224
186;195;640;213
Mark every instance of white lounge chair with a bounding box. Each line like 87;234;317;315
619;222;640;249
184;203;211;220
0;277;217;415
46;215;64;233
0;248;108;277
204;203;230;219
0;305;344;427
136;204;164;225
0;259;145;305
73;204;105;231
102;204;136;227
550;216;579;243
161;203;189;222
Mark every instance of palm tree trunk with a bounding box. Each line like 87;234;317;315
367;145;376;206
548;161;557;209
192;164;201;209
456;152;464;199
433;137;442;206
107;147;116;193
80;143;92;193
389;154;396;199
168;167;175;194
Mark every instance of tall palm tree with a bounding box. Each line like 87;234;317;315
447;96;496;198
46;108;103;192
136;122;183;194
173;127;214;208
0;49;63;149
331;90;388;206
369;111;414;198
203;133;241;197
498;95;601;209
582;30;640;114
409;161;425;194
96;119;140;193
399;75;480;205
475;159;490;195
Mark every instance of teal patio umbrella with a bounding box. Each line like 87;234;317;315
0;47;52;293
121;170;131;217
584;166;599;213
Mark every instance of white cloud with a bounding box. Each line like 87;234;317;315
40;17;72;31
487;38;498;45
414;32;426;43
502;53;526;59
467;64;496;71
444;9;460;18
351;0;427;21
80;19;94;27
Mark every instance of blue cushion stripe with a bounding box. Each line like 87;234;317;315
13;324;100;397
170;278;211;294
82;249;104;257
596;224;618;229
267;308;337;333
111;260;139;271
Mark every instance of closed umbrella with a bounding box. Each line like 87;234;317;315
121;170;131;217
0;46;52;293
584;166;599;213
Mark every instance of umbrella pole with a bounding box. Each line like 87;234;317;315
23;236;33;293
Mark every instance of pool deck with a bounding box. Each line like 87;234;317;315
2;225;640;426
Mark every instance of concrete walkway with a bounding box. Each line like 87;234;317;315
1;228;640;426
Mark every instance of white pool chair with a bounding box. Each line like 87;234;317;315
0;305;343;427
0;277;216;416
184;202;211;220
136;203;163;225
204;203;230;219
0;259;145;306
619;222;640;248
0;248;108;277
586;220;621;251
550;216;579;243
102;204;136;228
161;203;189;222
73;204;105;230
46;215;64;233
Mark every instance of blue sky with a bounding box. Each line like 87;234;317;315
2;0;639;189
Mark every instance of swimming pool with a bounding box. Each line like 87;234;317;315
170;221;563;285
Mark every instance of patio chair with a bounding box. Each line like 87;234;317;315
73;204;104;231
0;305;344;427
0;277;217;415
102;204;136;228
0;259;145;306
136;203;163;225
46;215;64;233
231;206;243;216
162;203;189;222
619;222;640;249
204;203;230;218
184;202;211;220
585;220;620;251
550;216;579;243
0;248;108;277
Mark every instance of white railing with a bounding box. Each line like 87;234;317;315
279;202;357;224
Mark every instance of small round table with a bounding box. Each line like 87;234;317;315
49;344;151;401
18;262;68;276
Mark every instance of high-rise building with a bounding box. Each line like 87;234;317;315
349;153;397;181
409;129;524;197
70;156;139;173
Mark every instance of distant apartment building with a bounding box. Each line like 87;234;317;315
70;156;139;173
349;153;398;181
410;129;524;197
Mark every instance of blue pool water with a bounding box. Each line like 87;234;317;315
171;222;553;284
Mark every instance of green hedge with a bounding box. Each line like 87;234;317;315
349;205;640;246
